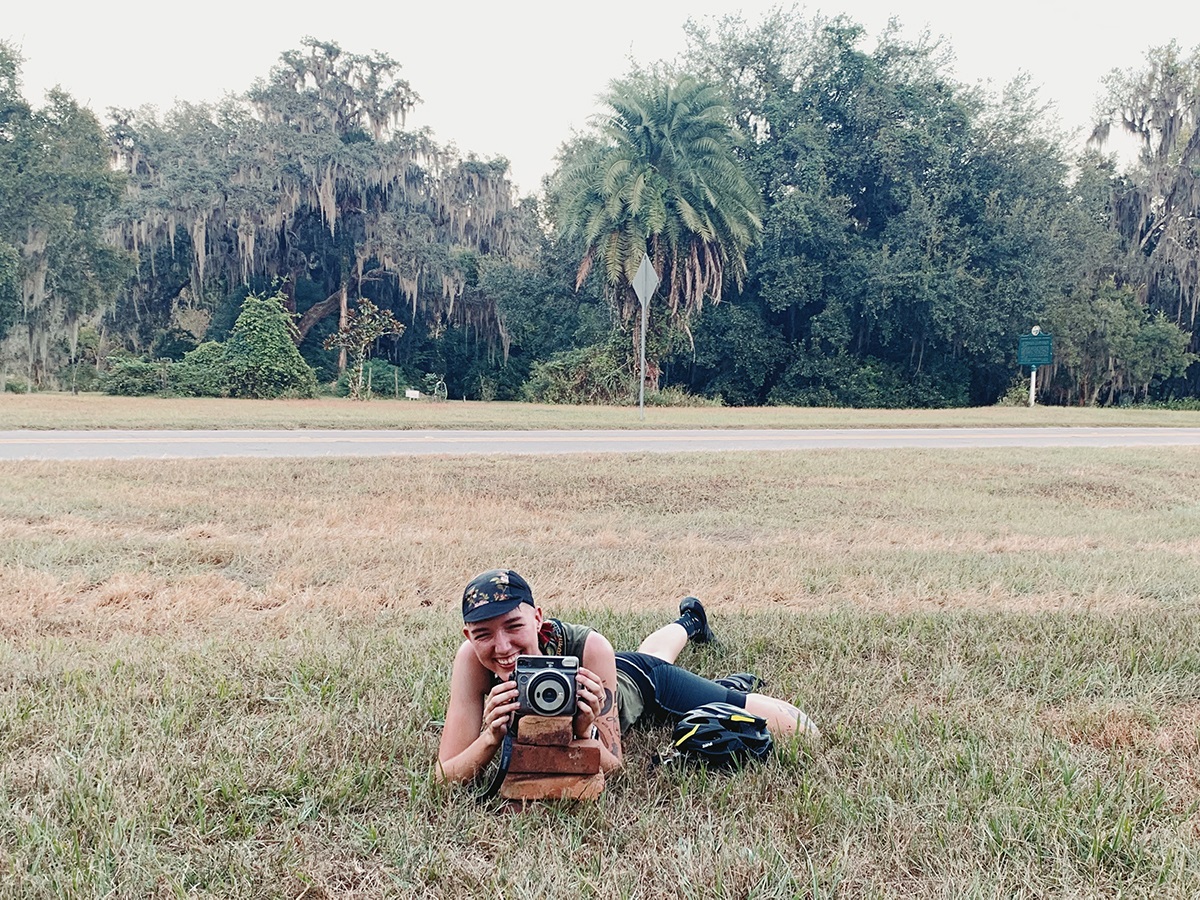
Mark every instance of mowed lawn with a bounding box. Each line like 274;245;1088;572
6;391;1200;430
1;445;1199;898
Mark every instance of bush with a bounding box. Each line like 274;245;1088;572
1140;398;1200;410
56;364;102;393
223;291;317;399
100;358;168;396
169;341;229;397
643;386;724;407
333;358;407;398
768;354;968;408
521;345;633;404
995;377;1031;407
4;376;30;394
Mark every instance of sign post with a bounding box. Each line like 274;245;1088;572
1017;326;1053;408
631;254;659;421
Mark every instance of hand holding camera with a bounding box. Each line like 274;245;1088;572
514;654;605;744
480;678;522;746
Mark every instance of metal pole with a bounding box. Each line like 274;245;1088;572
1028;365;1037;408
638;297;648;420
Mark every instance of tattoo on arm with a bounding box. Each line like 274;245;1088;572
601;709;621;757
600;688;615;715
770;699;799;719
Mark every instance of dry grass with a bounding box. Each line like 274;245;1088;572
5;391;1200;430
2;447;1198;633
2;447;1200;897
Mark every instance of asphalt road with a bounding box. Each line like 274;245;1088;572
1;426;1199;460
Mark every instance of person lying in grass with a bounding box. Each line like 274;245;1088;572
436;568;820;782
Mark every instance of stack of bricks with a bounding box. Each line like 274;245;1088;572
498;715;605;801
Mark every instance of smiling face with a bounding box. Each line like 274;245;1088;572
463;603;544;677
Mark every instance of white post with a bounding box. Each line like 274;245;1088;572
631;253;658;421
1028;365;1037;408
638;298;648;420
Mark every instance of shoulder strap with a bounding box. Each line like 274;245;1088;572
475;715;519;803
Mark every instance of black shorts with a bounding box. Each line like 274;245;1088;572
615;651;749;723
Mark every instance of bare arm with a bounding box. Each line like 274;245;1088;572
436;640;520;783
577;632;623;772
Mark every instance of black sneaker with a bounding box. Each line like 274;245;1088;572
678;596;716;644
714;672;764;692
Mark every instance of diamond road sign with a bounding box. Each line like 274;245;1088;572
632;255;659;310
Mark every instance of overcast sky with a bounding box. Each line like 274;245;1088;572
4;2;1196;194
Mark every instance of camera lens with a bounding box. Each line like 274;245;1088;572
527;670;572;716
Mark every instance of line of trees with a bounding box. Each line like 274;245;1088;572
1;11;1197;406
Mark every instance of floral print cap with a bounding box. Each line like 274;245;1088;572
461;568;535;622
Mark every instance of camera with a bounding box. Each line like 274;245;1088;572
514;655;579;717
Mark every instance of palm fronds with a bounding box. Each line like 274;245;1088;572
553;73;763;324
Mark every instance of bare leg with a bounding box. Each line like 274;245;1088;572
636;622;689;663
745;693;820;740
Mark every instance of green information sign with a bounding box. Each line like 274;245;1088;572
1018;333;1053;367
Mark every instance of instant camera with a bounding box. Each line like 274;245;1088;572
514;655;579;717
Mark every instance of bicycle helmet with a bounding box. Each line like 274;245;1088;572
671;702;773;767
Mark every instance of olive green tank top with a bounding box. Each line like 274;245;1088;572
539;619;643;733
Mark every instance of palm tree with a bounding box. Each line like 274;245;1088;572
554;73;762;373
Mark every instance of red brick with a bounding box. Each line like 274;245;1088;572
515;715;574;746
499;772;605;801
509;739;602;775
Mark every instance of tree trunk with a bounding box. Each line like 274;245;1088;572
338;285;348;372
295;291;340;342
68;318;79;394
25;323;34;387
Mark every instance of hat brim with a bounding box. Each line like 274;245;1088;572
462;596;526;623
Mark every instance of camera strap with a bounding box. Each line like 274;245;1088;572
475;714;519;803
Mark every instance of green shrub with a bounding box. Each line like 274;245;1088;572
169;341;229;397
521;345;633;404
99;358;168;396
56;364;102;393
4;376;30;394
1140;398;1200;410
643;386;724;407
477;376;497;402
333;358;407;398
996;377;1031;407
223;291;317;399
768;354;968;408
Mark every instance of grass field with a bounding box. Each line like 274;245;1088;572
5;391;1200;430
2;445;1199;897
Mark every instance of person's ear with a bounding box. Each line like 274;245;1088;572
533;606;543;627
